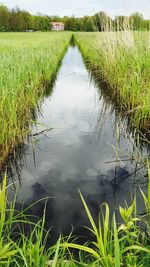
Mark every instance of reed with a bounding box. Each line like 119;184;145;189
75;31;150;128
0;32;71;164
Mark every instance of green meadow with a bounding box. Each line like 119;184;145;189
75;31;150;127
0;32;71;164
0;32;150;164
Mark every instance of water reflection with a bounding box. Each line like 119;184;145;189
4;46;149;242
88;66;150;146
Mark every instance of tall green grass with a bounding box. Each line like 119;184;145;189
75;31;150;128
0;32;71;164
60;168;150;266
1;31;149;164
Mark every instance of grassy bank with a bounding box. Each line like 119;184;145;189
75;31;150;128
0;167;150;266
1;31;149;164
0;32;71;164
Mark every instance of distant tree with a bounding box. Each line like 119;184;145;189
94;11;112;31
0;4;10;31
32;15;50;31
38;16;50;31
63;16;73;30
51;16;62;22
114;16;130;30
63;16;80;31
10;9;32;31
0;3;149;33
19;11;32;31
79;16;95;32
129;13;143;30
9;7;31;31
9;7;20;31
142;20;150;30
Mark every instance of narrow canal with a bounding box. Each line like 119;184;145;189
7;45;147;243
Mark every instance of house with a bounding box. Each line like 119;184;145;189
51;22;65;31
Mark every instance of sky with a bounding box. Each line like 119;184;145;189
2;0;150;19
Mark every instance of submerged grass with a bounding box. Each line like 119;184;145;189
75;31;150;128
0;32;71;164
0;167;149;266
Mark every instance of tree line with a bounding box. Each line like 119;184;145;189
0;4;149;32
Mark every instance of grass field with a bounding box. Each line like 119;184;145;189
75;31;150;128
0;32;71;164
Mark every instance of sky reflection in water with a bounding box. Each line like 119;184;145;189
8;47;146;241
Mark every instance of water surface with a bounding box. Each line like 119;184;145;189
8;46;147;242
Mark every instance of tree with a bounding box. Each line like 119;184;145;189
63;16;80;31
19;11;32;31
0;4;10;31
32;15;50;31
79;16;95;32
94;11;112;31
9;7;20;31
141;20;150;30
114;16;130;31
129;13;143;30
0;3;148;33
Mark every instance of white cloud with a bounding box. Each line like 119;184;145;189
2;0;150;18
